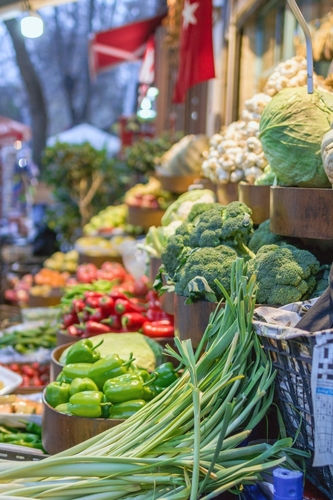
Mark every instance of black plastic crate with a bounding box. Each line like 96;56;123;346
261;333;333;498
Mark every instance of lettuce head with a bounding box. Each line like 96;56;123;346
259;86;333;187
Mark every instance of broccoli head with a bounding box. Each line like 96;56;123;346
248;220;284;254
189;201;254;257
247;243;320;305
174;245;238;302
161;221;193;278
187;202;223;223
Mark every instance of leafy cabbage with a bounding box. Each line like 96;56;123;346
259;86;333;187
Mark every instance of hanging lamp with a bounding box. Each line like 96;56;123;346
20;0;44;38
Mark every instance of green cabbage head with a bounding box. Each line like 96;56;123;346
259;86;333;187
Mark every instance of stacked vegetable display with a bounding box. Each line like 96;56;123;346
45;338;178;419
0;259;303;498
154;199;324;306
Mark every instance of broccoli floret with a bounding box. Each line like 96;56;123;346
247;243;320;305
174;245;238;301
161;221;194;278
190;201;254;257
311;265;330;298
187;202;223;223
249;220;285;253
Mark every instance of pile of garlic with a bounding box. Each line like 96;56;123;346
202;57;319;185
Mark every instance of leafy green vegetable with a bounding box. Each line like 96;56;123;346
174;245;239;302
161;189;216;226
259;87;333;187
247;243;320;305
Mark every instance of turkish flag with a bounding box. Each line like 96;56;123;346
173;0;215;103
89;14;166;76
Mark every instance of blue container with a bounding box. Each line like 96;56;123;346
273;468;303;500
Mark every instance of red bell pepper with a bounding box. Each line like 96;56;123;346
85;307;105;322
142;320;174;338
62;312;78;329
86;321;112;336
114;298;133;315
85;296;102;309
132;276;150;297
98;296;115;315
128;298;148;313
142;320;175;337
121;312;147;328
72;299;86;313
67;325;83;337
101;315;122;329
110;290;130;301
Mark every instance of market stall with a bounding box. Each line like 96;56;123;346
1;0;333;498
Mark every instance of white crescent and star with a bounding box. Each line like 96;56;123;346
182;0;199;29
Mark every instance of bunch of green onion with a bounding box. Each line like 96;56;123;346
0;259;300;499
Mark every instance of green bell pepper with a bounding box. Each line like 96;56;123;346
69;391;110;418
60;363;93;383
65;339;104;364
69;377;99;396
103;373;144;403
45;381;70;408
88;354;131;390
55;403;73;415
108;399;146;419
154;362;179;388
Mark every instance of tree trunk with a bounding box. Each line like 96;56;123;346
5;18;48;170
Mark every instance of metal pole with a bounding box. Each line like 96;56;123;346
286;0;313;93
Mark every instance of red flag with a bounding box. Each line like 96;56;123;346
138;35;155;85
173;0;215;103
89;14;165;76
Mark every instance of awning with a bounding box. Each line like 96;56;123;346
0;0;76;21
89;13;166;76
0;116;31;146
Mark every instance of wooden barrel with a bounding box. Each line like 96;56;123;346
127;206;165;231
42;396;124;454
270;186;333;239
155;174;200;194
174;295;220;347
216;183;239;205
238;182;270;225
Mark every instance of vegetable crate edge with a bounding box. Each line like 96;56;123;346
260;334;333;498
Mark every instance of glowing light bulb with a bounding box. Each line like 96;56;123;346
21;13;44;38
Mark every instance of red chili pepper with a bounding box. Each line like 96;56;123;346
63;312;78;329
142;321;174;338
101;315;122;329
121;312;147;328
86;321;112;336
84;307;105;322
98;296;115;315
